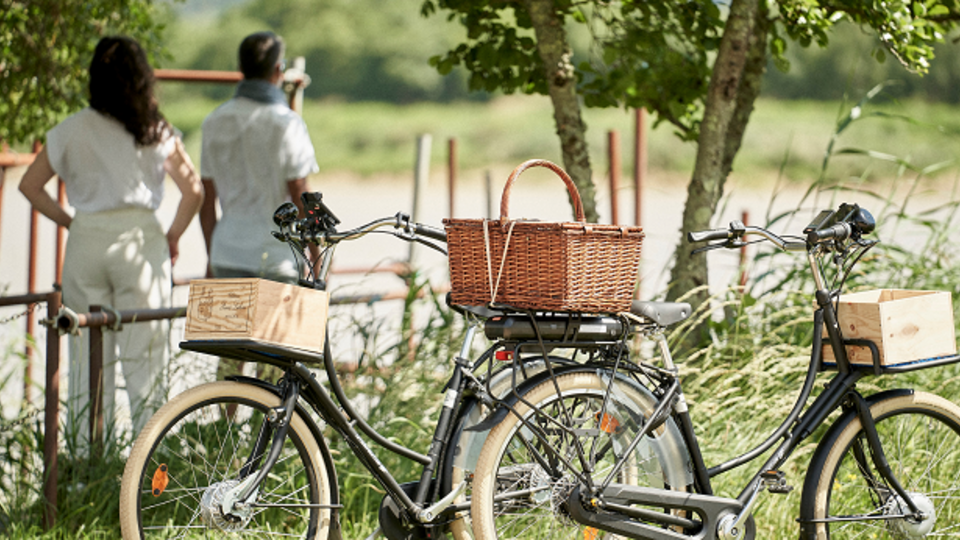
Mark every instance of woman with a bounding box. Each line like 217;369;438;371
19;36;203;441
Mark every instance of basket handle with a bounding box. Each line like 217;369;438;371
500;159;585;222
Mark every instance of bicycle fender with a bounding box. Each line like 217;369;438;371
797;388;915;539
464;364;598;433
228;375;343;538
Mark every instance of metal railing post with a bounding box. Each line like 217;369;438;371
56;179;66;284
89;305;105;458
26;210;38;406
43;291;61;531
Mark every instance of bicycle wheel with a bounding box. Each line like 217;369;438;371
808;391;960;539
119;381;332;539
471;371;692;540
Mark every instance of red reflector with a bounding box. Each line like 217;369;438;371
495;350;514;361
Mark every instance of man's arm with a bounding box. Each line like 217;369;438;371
286;177;321;274
199;178;219;278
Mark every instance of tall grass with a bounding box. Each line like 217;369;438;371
670;83;960;536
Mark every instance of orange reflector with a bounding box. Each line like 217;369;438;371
598;412;620;434
152;463;169;497
584;526;600;540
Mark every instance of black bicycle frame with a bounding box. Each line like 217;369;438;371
557;287;943;539
181;334;476;525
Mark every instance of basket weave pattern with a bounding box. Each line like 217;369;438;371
444;159;644;313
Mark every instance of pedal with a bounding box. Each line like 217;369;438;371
760;470;793;494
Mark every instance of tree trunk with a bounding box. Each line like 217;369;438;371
667;0;768;315
524;0;599;223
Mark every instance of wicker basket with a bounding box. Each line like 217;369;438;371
444;159;644;313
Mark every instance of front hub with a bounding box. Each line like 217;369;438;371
200;480;254;532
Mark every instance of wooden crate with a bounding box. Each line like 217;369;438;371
823;289;957;367
184;278;328;354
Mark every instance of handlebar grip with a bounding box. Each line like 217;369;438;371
415;223;447;242
807;222;851;244
688;228;730;243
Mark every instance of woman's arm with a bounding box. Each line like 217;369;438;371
164;138;204;266
18;147;72;229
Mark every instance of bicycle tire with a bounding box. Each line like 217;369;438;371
806;390;960;539
471;371;692;540
119;381;332;539
445;358;580;540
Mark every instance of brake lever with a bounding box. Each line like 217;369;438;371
403;233;447;255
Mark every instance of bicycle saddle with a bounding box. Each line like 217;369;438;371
631;301;692;327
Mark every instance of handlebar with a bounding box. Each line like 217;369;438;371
688;203;875;254
687;228;731;243
806;222;851;244
272;193;447;253
413;222;447;243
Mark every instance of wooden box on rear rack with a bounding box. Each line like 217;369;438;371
184;278;328;355
822;289;956;367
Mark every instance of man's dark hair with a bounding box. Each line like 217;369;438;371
238;32;284;80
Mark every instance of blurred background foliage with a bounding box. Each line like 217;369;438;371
160;0;960;104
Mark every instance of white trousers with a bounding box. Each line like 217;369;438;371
62;208;171;446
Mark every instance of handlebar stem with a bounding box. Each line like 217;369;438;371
807;250;828;292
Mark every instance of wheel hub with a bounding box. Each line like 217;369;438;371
886;491;936;539
200;480;253;532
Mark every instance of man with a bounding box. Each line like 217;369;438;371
200;31;318;381
200;31;318;286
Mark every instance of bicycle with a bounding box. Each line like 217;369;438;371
118;197;960;540
467;202;960;540
118;192;670;539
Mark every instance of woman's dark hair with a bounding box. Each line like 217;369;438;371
89;36;168;147
238;32;285;80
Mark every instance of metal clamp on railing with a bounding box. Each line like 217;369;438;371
55;305;80;336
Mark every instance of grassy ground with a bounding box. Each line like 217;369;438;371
156;90;960;183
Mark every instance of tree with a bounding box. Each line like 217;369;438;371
424;0;960;317
422;0;600;221
0;0;169;146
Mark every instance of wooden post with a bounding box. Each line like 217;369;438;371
409;134;431;264
43;291;61;530
485;170;494;220
633;109;646;228
740;210;750;289
448;138;457;218
633;109;647;298
608;130;620;224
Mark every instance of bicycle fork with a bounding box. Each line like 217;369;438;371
845;391;926;520
218;376;307;521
